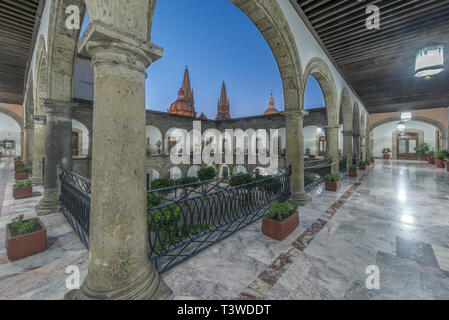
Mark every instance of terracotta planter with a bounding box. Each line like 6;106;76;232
359;166;367;170
306;152;311;157
325;180;341;192
348;170;357;177
262;211;299;241
446;161;449;173
6;218;46;261
13;186;33;200
428;157;435;165
367;162;371;166
436;159;446;169
15;172;29;180
383;154;391;160
15;164;25;171
421;156;427;161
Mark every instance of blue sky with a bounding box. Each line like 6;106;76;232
81;0;324;118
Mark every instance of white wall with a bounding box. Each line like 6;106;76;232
29;0;52;74
304;125;321;155
0;113;21;155
277;0;368;117
72;119;89;156
373;120;438;157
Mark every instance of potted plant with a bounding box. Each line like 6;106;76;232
305;147;311;157
428;150;435;165
415;143;430;161
5;215;47;261
156;140;162;154
0;138;7;157
15;160;25;171
15;168;31;180
348;165;357;177
370;157;375;164
325;174;341;192
382;148;391;160
446;152;449;173
262;201;300;241
435;150;448;169
359;161;367;170
13;179;33;200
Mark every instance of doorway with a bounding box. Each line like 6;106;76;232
72;131;80;156
318;136;326;157
397;132;418;160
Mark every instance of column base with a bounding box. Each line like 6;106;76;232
32;178;43;187
64;265;172;300
35;194;60;216
290;191;311;204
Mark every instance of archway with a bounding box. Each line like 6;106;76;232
353;103;361;163
340;87;353;166
0;113;22;157
147;126;163;155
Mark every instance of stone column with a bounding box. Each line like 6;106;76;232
36;100;74;215
31;116;46;186
360;135;367;162
286;110;310;203
446;107;449;149
87;131;93;157
342;130;353;170
66;21;170;300
23;123;34;168
353;133;360;165
326;126;340;175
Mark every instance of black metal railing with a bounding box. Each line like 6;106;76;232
147;167;291;273
59;167;91;248
304;158;332;193
340;156;348;173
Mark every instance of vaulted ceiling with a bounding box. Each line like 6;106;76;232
0;0;41;105
292;0;449;114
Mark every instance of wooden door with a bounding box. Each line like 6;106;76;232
397;133;418;160
72;131;79;156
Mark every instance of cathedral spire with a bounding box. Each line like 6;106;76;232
169;67;196;117
216;81;231;120
264;92;280;115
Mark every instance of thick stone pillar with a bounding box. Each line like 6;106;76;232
286;110;310;203
342;130;353;169
360;135;367;162
87;132;93;157
36;100;74;216
67;21;170;300
31;116;46;186
327;126;340;175
446;107;449;149
23;123;34;168
353;133;360;165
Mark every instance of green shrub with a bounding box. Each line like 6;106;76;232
175;176;199;186
306;148;311;153
382;148;391;154
16;168;31;174
147;193;161;208
267;201;299;222
15;179;32;189
359;161;367;166
349;165;357;171
9;215;41;237
0;138;7;150
435;150;449;160
151;178;175;190
147;205;183;231
415;143;431;156
15;161;24;167
325;174;341;182
229;174;254;186
197;167;216;181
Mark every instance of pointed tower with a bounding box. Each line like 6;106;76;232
169;67;196;117
216;82;231;120
264;92;280;115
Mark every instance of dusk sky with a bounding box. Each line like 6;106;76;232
81;0;325;118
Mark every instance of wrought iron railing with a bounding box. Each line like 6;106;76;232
304;158;332;193
147;167;291;273
340;156;348;173
59;167;91;248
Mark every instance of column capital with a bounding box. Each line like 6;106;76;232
43;99;77;117
326;125;340;132
78;21;163;75
33;115;46;125
284;109;309;120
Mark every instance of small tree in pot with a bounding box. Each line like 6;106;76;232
15;168;31;180
6;214;47;261
382;148;391;160
415;143;430;161
262;201;300;241
305;147;311;157
325;174;341;192
13;179;33;200
348;165;357;177
359;161;367;170
156;140;162;154
428;150;435;164
0;138;7;157
435;150;448;169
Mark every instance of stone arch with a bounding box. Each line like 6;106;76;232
369;115;447;138
169;166;183;180
24;70;35;126
47;0;86;101
303;58;339;126
33;36;48;116
187;165;201;178
0;106;23;130
218;164;231;178
146;125;163;155
233;165;247;175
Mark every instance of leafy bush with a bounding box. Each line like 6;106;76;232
325;174;341;182
359;161;367;166
15;179;32;189
147;205;183;231
15;161;25;167
306;148;311;153
267;201;299;222
9;215;41;237
197;167;216;181
415;143;431;156
151;178;175;190
147;193;161;208
382;148;391;154
0;138;7;150
435;150;449;160
349;165;357;171
175;176;199;186
16;168;31;174
229;174;254;186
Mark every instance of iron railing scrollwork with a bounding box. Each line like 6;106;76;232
304;158;332;193
59;167;91;248
147;167;291;273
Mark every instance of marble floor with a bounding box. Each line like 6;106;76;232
1;158;449;299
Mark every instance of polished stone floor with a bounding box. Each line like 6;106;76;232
0;158;449;299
